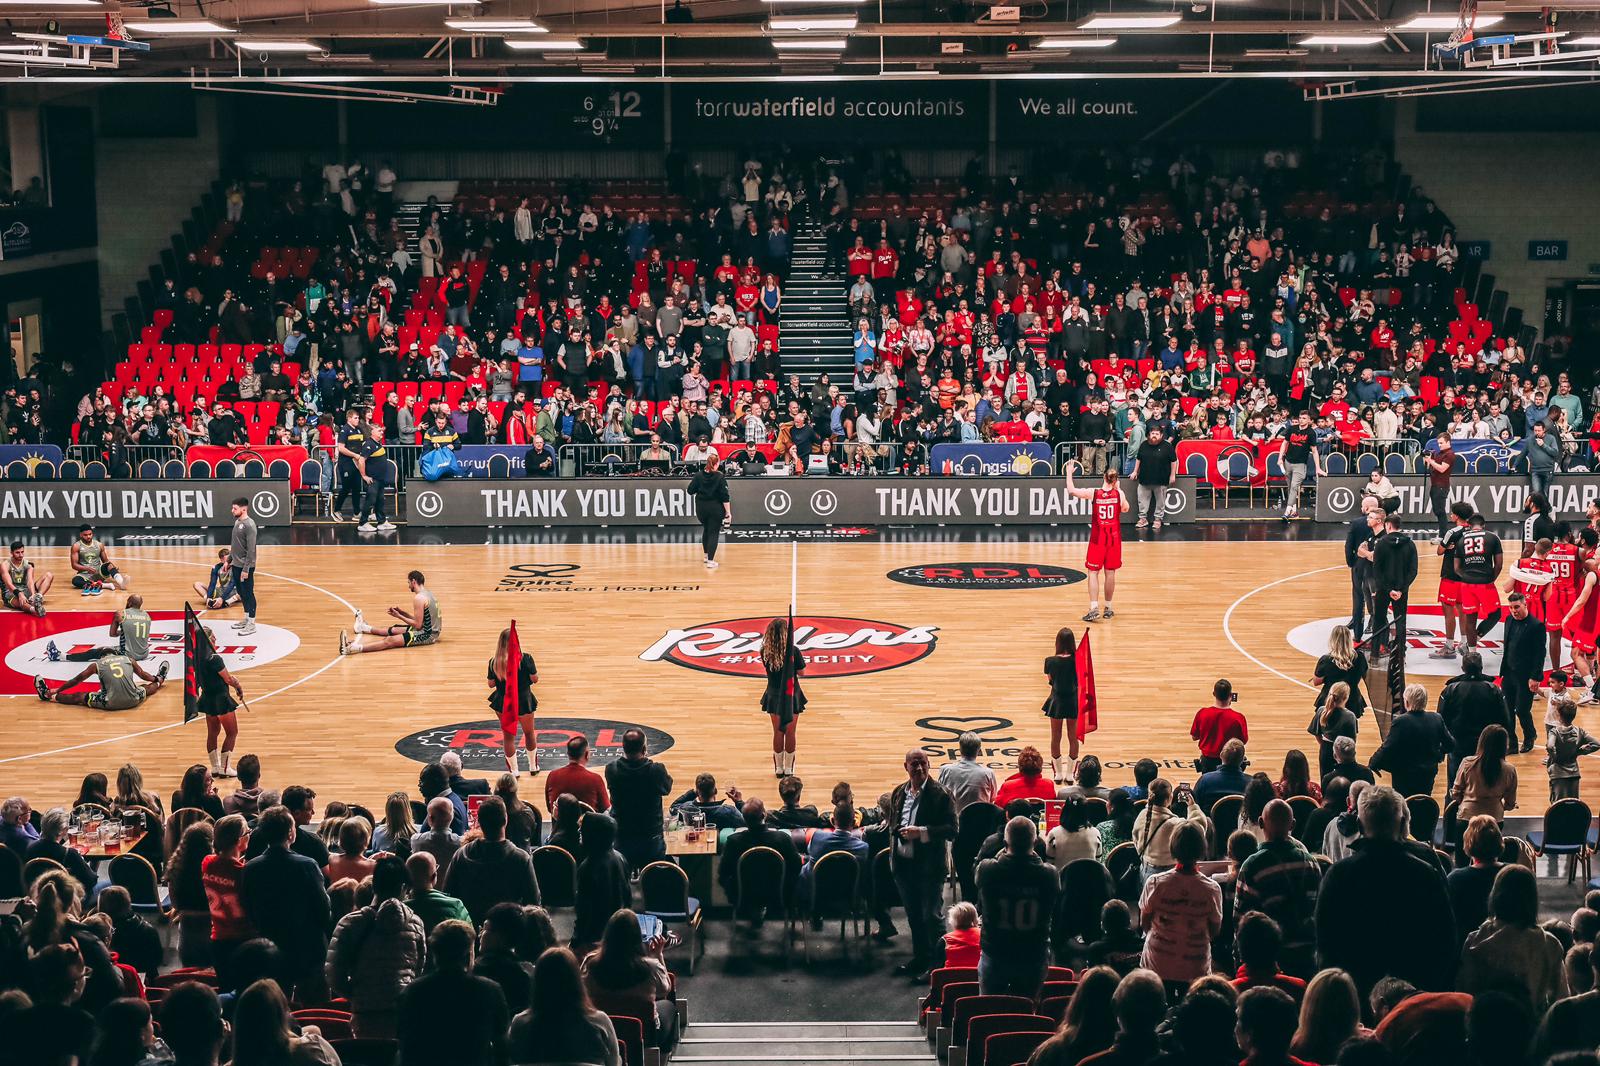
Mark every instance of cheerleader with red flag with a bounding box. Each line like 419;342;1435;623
1043;626;1081;783
1077;632;1099;742
490;621;540;776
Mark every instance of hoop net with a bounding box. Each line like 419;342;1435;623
105;10;127;40
1446;0;1478;46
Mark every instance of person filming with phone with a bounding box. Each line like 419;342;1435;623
1190;679;1249;773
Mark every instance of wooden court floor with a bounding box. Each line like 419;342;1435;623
0;537;1577;815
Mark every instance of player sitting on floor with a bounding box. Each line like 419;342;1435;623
2;541;52;617
70;524;126;595
340;570;442;655
192;547;241;610
36;654;168;710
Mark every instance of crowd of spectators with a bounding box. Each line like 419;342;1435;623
4;679;1600;1066
30;143;1597;484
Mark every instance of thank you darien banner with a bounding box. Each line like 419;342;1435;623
0;480;291;527
406;476;1197;527
1314;474;1600;525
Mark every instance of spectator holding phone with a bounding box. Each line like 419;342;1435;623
1191;679;1249;773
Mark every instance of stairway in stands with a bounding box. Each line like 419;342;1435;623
675;1019;933;1065
779;219;858;385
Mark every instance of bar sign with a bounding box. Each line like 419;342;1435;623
1529;240;1568;261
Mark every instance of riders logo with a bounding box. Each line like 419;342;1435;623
0;610;300;695
639;615;939;678
887;563;1087;590
395;716;676;771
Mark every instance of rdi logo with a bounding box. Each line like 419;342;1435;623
640;615;939;677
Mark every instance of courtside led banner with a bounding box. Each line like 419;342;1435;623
0;480;291;528
1314;474;1600;525
404;476;1197;528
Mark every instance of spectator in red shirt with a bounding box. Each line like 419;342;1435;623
201;813;257;991
1191;679;1249;773
995;747;1058;806
847;238;873;278
872;240;898;281
543;735;610;812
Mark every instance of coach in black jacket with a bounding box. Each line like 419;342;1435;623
889;750;956;980
1371;513;1418;655
1500;593;1547;754
1370;684;1455;798
242;806;331;999
1438;650;1512;786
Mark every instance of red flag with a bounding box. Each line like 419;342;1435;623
1076;632;1098;740
504;620;522;720
183;602;213;724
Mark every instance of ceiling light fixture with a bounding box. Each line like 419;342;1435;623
504;36;583;49
0;1;101;7
1300;33;1386;45
445;17;544;30
369;0;482;6
1035;36;1117;47
238;39;324;52
772;36;848;48
768;15;857;30
1077;13;1179;29
1395;14;1502;29
124;18;236;32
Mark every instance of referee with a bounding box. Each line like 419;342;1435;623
229;497;258;636
686;452;731;570
1371;512;1418;658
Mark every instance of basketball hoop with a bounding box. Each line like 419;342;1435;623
105;10;126;40
1446;0;1478;47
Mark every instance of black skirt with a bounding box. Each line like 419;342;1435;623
1042;654;1078;720
761;647;807;719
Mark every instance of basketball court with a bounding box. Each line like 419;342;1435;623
0;528;1572;811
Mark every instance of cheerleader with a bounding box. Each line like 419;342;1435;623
1043;626;1080;783
760;618;806;779
488;627;539;776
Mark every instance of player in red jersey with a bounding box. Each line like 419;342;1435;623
1544;526;1581;669
1432;502;1473;660
1064;462;1130;621
1509;538;1556;624
1562;528;1600;702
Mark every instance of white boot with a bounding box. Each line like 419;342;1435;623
783;751;796;776
1063;757;1079;784
506;751;520;776
1050;757;1066;784
207;749;221;774
217;751;234;778
773;752;784;778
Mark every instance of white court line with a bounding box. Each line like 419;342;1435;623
0;558;355;763
1221;565;1344;693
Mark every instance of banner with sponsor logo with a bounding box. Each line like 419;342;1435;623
1313;474;1600;525
0;444;65;474
452;446;528;478
929;442;1055;477
0;480;291;528
1425;437;1526;474
405;475;1197;527
669;83;986;146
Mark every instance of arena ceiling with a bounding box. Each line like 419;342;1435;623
3;0;1600;83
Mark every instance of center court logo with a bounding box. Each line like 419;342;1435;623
395;716;676;771
493;562;700;594
0;612;300;695
640;615;939;677
887;562;1086;590
1286;605;1517;677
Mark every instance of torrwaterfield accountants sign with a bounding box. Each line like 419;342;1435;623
0;481;291;527
404;476;1197;527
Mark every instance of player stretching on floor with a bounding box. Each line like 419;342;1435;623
36;654;168;709
192;547;241;610
1064;461;1129;621
2;541;52;617
47;594;151;664
70;524;126;595
340;570;442;655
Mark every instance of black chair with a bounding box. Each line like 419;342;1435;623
530;844;578;910
0;843;22;898
952;801;1004;902
1051;858;1115;964
869;846;901;954
1286;796;1319;842
22;856;66;889
806;850;861;963
1081;797;1110;824
1529;799;1597;883
1104;842;1139;903
1208;794;1245;854
639;860;703;974
108;852;169;917
734;845;795;959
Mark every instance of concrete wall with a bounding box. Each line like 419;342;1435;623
94;94;222;325
1393;96;1600;338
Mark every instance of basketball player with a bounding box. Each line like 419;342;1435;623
70;524;126;595
1546;525;1582;673
1452;512;1504;652
1508;537;1556;629
35;654;168;710
46;594;152;664
2;542;51;617
192;547;241;610
228;498;258;636
1432;502;1472;659
1064;461;1129;621
340;570;441;655
1563;529;1600;703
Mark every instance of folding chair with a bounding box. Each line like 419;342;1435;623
1528;799;1596;884
639;860;704;974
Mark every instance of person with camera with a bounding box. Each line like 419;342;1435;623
1130;778;1206;885
1190;679;1248;774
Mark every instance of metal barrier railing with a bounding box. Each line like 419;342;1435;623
1320;436;1422;475
1053;440;1131;477
557;442;682;477
66;444;185;478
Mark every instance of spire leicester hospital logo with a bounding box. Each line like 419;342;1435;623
640;616;939;677
1286;605;1510;677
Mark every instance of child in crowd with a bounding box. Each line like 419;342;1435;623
942;901;980;968
1546;695;1600;801
1545;670;1574;738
